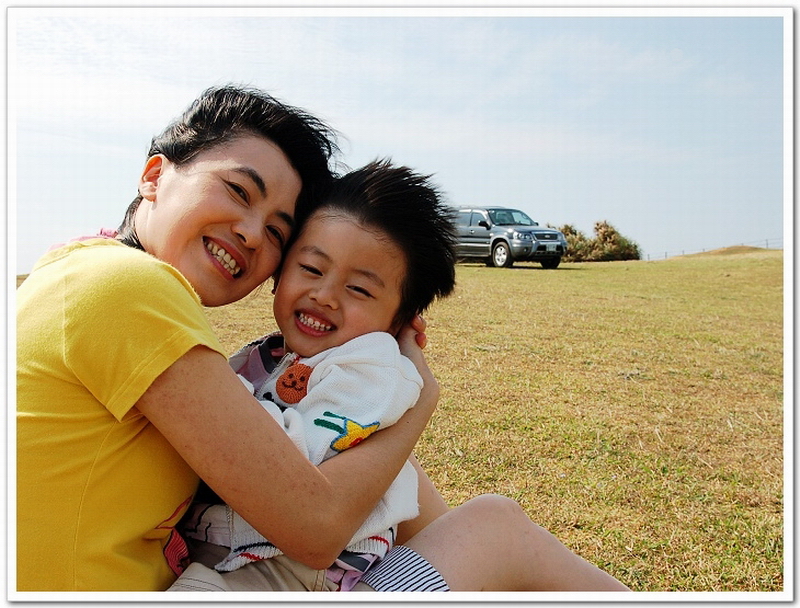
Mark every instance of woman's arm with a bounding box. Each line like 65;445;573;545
136;339;438;569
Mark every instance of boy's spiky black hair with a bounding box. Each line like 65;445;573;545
308;158;457;328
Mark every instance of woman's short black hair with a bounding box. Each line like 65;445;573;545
118;84;339;249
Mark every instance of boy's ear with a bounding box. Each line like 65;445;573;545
138;155;165;202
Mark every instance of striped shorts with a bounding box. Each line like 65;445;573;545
168;540;449;592
360;545;450;592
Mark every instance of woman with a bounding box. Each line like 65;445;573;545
17;84;629;592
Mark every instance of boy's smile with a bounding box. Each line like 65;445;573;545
295;310;335;334
273;212;407;358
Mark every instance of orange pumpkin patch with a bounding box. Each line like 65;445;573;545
276;362;312;404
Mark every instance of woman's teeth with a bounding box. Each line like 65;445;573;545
298;312;333;332
206;241;241;276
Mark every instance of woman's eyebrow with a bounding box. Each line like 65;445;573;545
232;166;267;198
232;166;295;229
278;211;296;230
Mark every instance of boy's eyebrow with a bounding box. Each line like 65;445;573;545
299;244;331;260
355;268;386;289
233;166;295;229
299;245;386;288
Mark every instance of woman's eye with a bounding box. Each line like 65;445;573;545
228;182;249;202
266;226;285;249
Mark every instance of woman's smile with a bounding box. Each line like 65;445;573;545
205;238;243;278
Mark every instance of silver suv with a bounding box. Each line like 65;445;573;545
454;206;567;268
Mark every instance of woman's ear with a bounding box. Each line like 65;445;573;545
138;155;165;202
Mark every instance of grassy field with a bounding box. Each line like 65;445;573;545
18;247;784;591
202;247;785;593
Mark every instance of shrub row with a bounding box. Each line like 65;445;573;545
550;220;642;262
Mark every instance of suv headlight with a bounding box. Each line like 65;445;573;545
512;231;532;240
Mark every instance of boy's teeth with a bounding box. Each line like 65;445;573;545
298;312;333;332
206;241;241;276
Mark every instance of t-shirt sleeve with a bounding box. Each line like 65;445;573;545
63;247;225;421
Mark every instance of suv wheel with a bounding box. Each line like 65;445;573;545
540;257;561;269
491;241;513;268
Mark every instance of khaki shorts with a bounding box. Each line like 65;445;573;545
167;539;448;592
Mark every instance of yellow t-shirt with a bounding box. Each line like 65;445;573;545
16;238;225;591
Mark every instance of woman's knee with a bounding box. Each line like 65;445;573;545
462;493;528;521
460;494;553;543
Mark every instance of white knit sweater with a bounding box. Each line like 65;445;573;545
215;332;422;572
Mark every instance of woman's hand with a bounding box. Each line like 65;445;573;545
410;314;428;349
396;315;438;409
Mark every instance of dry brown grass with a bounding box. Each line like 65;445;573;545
17;248;784;591
417;250;784;592
208;250;784;592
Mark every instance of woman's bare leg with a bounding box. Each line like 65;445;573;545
401;493;630;592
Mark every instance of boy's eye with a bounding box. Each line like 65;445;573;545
300;263;322;276
349;285;374;298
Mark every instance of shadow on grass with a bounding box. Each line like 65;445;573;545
456;263;584;271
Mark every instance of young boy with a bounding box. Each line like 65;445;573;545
175;159;457;591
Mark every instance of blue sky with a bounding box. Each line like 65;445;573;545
9;6;790;274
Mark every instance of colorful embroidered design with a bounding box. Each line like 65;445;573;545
156;494;193;576
314;411;381;452
276;361;312;404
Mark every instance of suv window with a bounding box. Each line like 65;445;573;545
472;211;488;227
455;210;472;228
488;208;536;226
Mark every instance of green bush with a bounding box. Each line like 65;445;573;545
550;220;641;262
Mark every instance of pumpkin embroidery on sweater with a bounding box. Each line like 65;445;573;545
314;411;381;452
275;361;312;404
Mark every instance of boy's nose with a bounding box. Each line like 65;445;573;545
309;283;338;309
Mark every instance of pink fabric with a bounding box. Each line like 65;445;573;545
48;228;119;251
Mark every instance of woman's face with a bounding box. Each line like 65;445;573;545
135;134;302;306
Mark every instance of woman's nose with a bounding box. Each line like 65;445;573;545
233;214;264;249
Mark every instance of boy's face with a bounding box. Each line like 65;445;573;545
273;212;406;358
